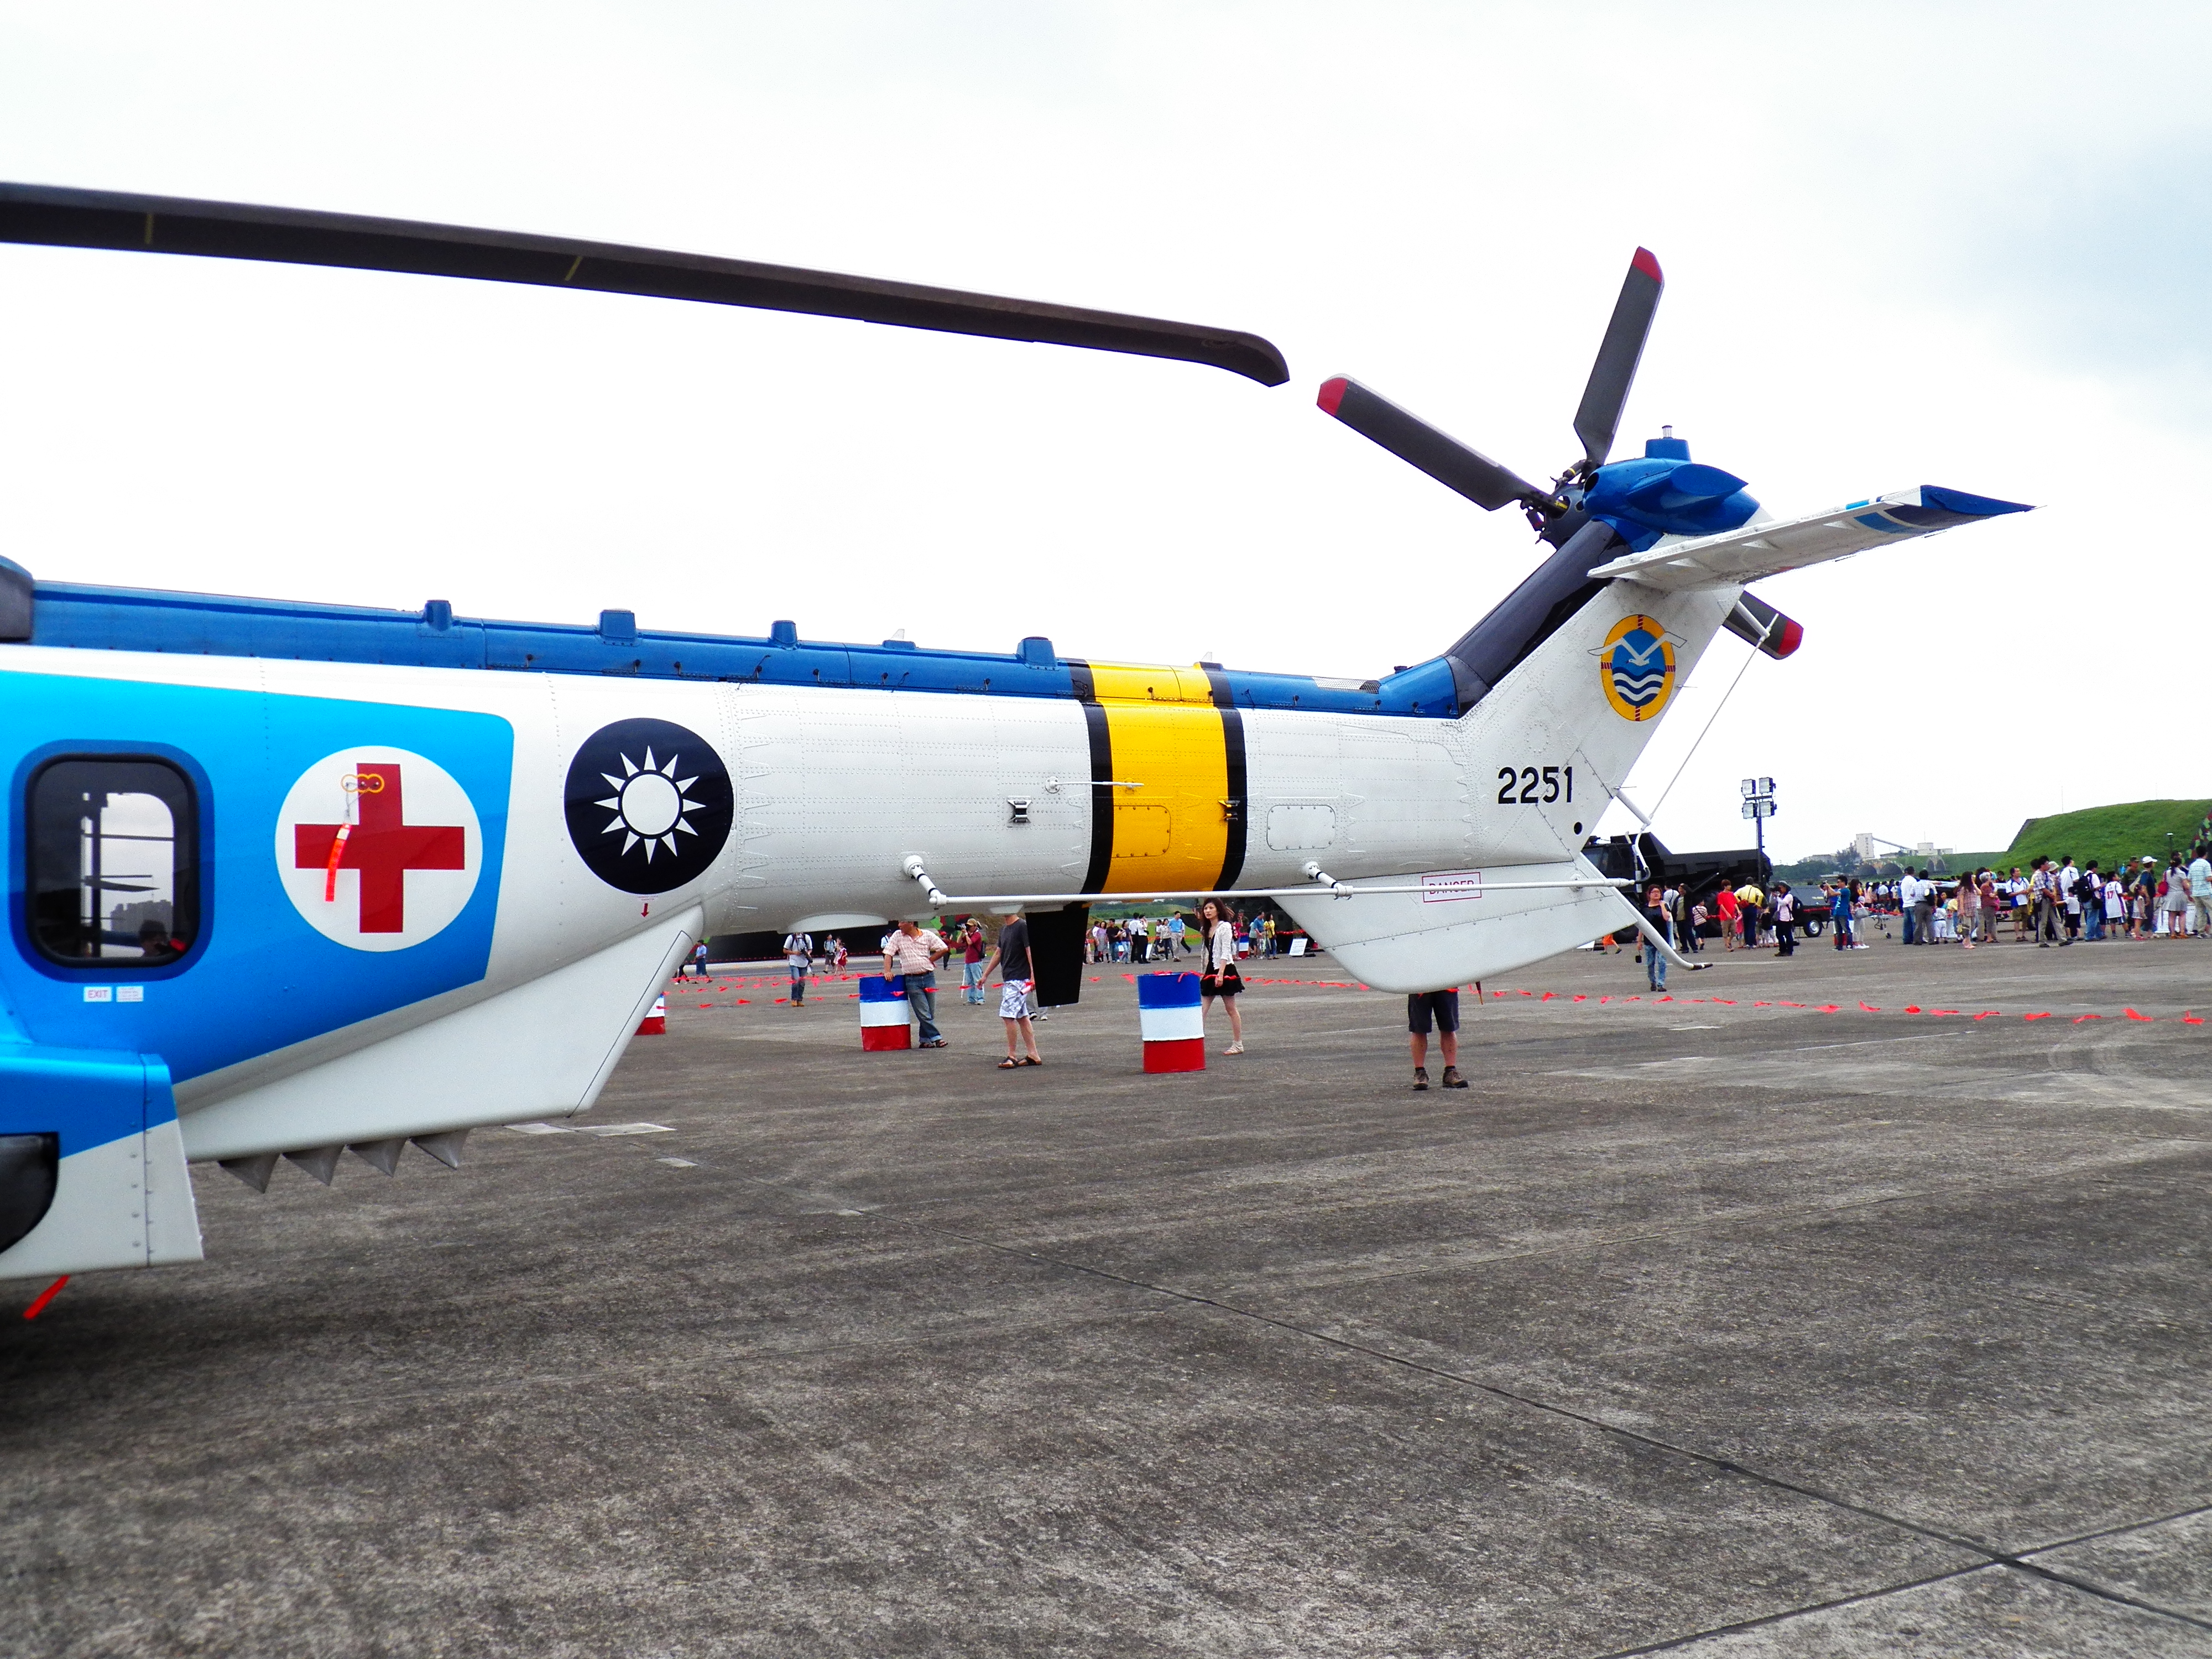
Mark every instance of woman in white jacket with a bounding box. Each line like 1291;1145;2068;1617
1198;898;1246;1055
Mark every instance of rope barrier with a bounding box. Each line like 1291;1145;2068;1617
659;969;2200;1026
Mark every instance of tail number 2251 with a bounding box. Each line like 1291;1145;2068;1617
1497;765;1572;805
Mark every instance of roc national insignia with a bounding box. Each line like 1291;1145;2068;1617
564;718;733;894
1596;615;1678;721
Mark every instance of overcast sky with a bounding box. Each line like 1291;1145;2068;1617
3;3;2205;861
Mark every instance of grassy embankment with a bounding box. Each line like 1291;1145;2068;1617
1949;799;2211;876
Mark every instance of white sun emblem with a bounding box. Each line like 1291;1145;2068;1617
594;747;704;863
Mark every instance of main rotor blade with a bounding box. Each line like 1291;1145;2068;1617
1317;376;1550;511
1571;247;1663;470
0;182;1288;387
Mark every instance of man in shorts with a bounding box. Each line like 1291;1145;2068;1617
1407;988;1469;1091
979;909;1042;1067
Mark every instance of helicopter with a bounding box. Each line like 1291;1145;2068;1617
0;182;2027;1285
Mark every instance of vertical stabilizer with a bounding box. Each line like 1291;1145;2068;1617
1458;576;1740;862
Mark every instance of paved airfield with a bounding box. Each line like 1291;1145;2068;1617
6;936;2210;1657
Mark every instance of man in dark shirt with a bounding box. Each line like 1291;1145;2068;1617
979;910;1042;1068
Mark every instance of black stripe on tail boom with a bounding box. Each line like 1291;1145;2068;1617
1067;660;1115;894
1206;667;1248;890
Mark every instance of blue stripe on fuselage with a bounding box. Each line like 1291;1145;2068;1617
24;582;1464;719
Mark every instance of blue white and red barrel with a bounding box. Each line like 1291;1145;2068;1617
637;993;667;1037
859;977;911;1051
1138;972;1205;1073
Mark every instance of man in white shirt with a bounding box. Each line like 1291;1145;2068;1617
1897;871;1920;945
2058;858;2081;940
783;931;813;1005
2190;849;2212;936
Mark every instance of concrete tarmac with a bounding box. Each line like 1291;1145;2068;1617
4;931;2210;1656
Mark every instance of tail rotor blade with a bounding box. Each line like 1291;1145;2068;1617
1317;376;1550;512
1571;248;1663;471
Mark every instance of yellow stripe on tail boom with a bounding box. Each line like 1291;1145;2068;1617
1070;661;1246;896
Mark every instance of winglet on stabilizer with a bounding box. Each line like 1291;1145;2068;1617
1723;589;1803;659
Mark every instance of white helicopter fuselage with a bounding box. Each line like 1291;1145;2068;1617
0;186;2035;1293
0;575;1738;1281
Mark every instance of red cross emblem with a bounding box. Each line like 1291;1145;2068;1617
291;761;467;933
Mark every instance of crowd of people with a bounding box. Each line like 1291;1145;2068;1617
1083;911;1285;962
1875;851;2212;947
1620;843;2212;983
1625;876;1823;989
685;846;2212;1092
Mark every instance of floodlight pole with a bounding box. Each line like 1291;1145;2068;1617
1741;775;1776;877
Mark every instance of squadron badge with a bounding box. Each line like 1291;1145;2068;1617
1596;615;1678;721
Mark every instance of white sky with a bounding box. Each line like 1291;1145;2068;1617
2;2;2206;862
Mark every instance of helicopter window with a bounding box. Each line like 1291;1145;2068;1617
25;758;200;969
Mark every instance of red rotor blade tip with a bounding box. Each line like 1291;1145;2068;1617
1316;377;1349;416
1631;248;1662;282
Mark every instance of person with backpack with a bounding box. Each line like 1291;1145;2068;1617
2162;856;2191;937
2050;858;2081;944
1639;885;1670;991
1733;880;1765;951
1668;884;1696;954
782;931;814;1003
2030;859;2068;947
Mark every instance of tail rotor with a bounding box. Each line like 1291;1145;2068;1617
1316;247;1666;538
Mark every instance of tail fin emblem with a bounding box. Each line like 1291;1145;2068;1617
1595;615;1679;721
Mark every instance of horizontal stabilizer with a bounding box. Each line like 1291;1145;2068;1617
1587;486;2031;592
1276;860;1634;993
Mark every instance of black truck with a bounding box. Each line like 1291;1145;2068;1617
1580;832;1819;938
